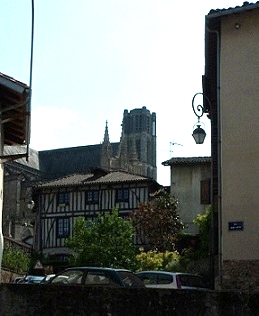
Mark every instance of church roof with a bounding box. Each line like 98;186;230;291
38;143;119;177
4;143;119;179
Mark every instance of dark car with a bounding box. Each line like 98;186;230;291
46;267;145;288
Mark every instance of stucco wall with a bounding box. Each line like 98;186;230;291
170;162;210;234
220;10;259;261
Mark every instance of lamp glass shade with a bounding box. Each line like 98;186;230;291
192;125;206;144
27;200;35;210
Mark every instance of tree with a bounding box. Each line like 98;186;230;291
65;209;137;270
131;188;184;252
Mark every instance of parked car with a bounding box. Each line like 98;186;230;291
45;267;145;288
17;275;45;284
11;276;25;283
136;271;208;290
40;274;56;284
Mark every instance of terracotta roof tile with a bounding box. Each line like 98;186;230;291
162;156;211;166
36;170;153;189
208;2;259;17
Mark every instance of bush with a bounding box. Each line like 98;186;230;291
136;248;180;272
2;245;30;273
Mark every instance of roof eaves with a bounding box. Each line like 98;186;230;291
35;171;155;189
0;72;29;94
162;156;211;166
207;2;259;19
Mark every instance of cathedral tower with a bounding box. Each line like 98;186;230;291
122;107;157;180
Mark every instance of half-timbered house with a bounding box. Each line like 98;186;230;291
33;168;160;262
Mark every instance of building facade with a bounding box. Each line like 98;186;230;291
203;2;259;290
33;169;159;261
0;72;31;276
162;157;211;234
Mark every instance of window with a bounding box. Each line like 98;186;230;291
137;272;158;285
57;192;70;205
117;271;145;288
158;273;173;285
57;218;70;238
116;189;129;202
85;190;99;204
85;271;109;285
51;269;83;285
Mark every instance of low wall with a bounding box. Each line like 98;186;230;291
222;260;259;291
1;284;259;315
1;268;22;283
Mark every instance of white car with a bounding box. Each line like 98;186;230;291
136;271;208;290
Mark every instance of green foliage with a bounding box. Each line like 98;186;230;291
193;205;212;257
136;248;180;272
131;188;184;251
171;206;212;277
66;209;137;270
2;245;30;273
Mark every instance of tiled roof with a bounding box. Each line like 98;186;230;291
208;1;259;17
36;170;153;189
162;156;211;166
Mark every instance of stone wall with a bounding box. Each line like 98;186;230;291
1;283;259;315
222;260;259;291
1;268;22;283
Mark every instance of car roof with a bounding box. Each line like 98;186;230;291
136;271;202;276
63;267;131;272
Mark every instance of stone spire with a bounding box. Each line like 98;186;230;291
101;121;112;170
117;121;128;169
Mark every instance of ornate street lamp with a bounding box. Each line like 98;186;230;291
192;92;211;144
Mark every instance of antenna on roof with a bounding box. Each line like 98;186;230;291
170;142;183;157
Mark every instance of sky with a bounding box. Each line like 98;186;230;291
0;0;240;185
